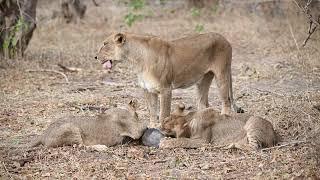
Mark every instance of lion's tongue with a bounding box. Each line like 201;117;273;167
103;60;112;69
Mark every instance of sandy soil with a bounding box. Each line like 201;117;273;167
1;1;320;179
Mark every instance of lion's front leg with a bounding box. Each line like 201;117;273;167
159;88;172;123
144;90;159;127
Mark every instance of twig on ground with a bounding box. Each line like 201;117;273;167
2;162;12;179
57;63;82;73
261;140;307;152
26;69;69;83
251;87;285;97
296;107;318;121
153;159;168;164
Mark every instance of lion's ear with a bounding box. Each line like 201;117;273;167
114;33;126;45
174;103;185;114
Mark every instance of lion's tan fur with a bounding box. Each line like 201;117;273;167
28;102;147;148
160;105;277;150
96;32;242;126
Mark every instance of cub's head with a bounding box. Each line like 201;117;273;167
160;104;194;138
112;99;147;140
95;32;127;70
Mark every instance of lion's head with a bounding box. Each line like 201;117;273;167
95;33;127;70
160;104;193;138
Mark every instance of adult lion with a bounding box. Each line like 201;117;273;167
96;32;242;126
159;104;277;150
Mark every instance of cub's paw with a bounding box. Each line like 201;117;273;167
148;122;161;129
159;138;173;149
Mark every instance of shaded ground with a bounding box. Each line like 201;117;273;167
1;1;320;179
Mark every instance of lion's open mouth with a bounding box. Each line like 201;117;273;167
102;60;113;69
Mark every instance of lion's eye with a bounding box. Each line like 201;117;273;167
103;42;108;46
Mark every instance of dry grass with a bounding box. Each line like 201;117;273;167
0;0;319;179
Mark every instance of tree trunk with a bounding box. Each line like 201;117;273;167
61;0;86;23
0;0;37;59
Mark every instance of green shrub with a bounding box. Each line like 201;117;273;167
124;12;143;27
190;7;200;17
195;24;204;33
123;0;146;27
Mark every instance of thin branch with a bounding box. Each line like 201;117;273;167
16;0;23;18
287;18;302;52
92;0;99;6
293;0;320;27
293;0;319;46
26;69;69;83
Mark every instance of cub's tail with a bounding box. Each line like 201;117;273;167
26;137;42;148
14;136;42;148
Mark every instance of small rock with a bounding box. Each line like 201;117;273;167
142;128;165;148
42;173;50;177
200;163;210;170
89;144;108;152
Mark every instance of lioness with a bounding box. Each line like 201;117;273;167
95;32;242;126
27;101;147;147
160;104;277;150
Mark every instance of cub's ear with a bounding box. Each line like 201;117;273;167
114;33;126;45
174;103;185;114
185;111;196;120
128;99;138;111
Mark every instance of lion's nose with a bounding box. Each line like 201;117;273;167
94;56;97;60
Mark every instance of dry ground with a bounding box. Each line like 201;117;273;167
1;0;320;179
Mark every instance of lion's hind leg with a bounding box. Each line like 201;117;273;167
44;123;83;147
244;117;277;150
196;72;214;110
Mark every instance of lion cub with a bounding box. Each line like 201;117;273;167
28;101;147;148
160;104;277;150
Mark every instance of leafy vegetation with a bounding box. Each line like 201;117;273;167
211;3;219;14
195;24;204;33
190;7;204;33
2;17;28;56
124;12;144;27
128;0;145;10
123;0;146;27
190;7;200;17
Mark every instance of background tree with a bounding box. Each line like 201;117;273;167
61;0;86;23
0;0;38;58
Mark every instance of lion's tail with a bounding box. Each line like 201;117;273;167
229;66;244;113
